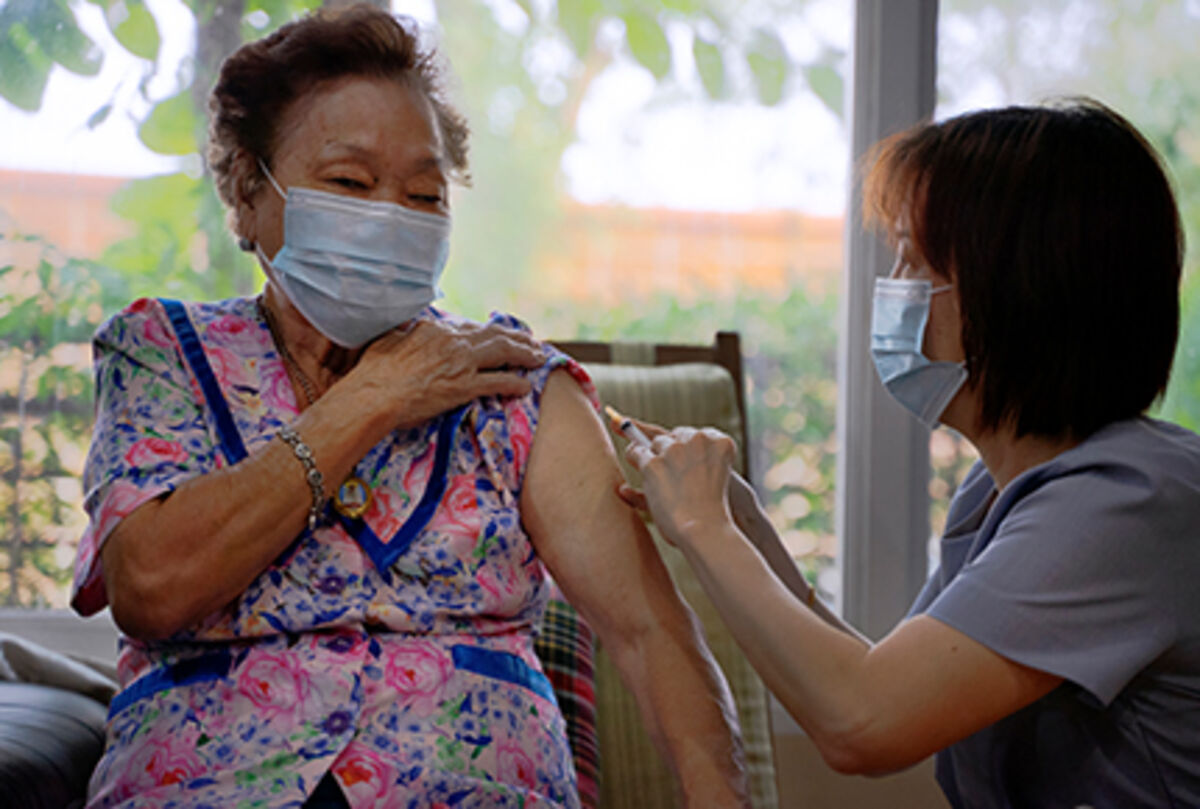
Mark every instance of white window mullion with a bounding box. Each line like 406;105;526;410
837;0;939;641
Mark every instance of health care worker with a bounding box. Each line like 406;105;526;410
618;100;1200;808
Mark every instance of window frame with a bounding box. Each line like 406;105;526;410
836;0;939;642
769;0;939;738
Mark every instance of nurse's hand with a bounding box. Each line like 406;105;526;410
619;425;739;549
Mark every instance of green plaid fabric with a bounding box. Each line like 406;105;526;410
535;584;599;809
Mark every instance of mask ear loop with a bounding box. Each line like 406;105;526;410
257;157;288;201
927;283;967;378
254;243;275;271
242;157;289;257
237;159;288;253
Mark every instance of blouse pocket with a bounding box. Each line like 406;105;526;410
450;644;558;705
107;650;231;719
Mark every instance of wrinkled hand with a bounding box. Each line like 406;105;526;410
618;424;738;548
347;318;546;431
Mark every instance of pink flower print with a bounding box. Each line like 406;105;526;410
123;730;205;790
304;630;367;665
206;314;263;353
206;344;253;389
187;679;237;737
362;486;406;541
259;359;297;412
77;482;160;613
115;645;150;685
141;314;175;349
428;474;479;541
496;738;539;789
236;651;312;719
99;481;151;526
475;564;503;603
506;405;534;475
402;443;435;496
475;562;524;612
123;437;189;469
382;641;453;717
69;543;103;614
560;358;600;408
332;746;392;804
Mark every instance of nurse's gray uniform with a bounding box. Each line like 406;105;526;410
910;417;1200;809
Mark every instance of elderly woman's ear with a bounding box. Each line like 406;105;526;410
227;147;264;250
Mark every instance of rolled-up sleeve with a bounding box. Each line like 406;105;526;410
482;312;600;493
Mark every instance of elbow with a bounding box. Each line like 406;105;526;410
106;568;192;642
818;738;885;777
809;712;921;777
109;588;182;642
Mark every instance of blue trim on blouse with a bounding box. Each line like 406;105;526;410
337;405;467;572
108;649;232;718
159;298;248;465
161;298;469;574
451;644;557;704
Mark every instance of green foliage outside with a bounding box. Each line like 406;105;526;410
0;238;127;605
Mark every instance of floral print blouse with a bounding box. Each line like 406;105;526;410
71;296;595;809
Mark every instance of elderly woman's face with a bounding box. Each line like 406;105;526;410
240;75;448;260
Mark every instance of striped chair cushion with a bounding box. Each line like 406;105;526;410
585;359;779;809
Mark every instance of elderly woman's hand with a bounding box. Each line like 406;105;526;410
347;317;547;432
620;425;739;548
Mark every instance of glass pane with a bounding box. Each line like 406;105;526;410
0;0;850;608
932;0;1200;561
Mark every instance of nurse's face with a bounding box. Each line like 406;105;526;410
889;234;965;366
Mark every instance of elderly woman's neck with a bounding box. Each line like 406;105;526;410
260;287;363;390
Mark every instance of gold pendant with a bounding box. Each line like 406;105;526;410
333;476;372;519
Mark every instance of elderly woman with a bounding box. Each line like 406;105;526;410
70;6;747;808
620;100;1200;808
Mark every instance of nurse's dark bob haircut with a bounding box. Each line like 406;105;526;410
863;99;1183;441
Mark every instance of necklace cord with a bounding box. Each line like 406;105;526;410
257;297;319;406
256;297;376;520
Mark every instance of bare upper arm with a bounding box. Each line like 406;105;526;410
846;614;1062;772
519;369;688;641
517;372;1059;773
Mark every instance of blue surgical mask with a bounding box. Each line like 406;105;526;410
871;277;967;429
254;160;451;348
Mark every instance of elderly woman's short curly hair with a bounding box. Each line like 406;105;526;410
206;3;469;217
